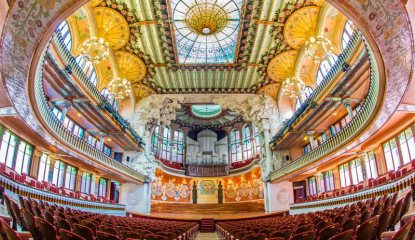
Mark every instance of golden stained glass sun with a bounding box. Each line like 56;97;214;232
185;4;229;35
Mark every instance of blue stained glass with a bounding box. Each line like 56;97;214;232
171;0;242;64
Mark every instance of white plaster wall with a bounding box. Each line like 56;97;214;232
267;181;294;213
119;183;151;214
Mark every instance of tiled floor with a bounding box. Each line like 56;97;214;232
195;232;221;240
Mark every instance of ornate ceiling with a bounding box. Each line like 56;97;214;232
64;0;349;100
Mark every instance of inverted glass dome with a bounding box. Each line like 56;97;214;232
191;105;222;118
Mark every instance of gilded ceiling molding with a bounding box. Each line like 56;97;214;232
92;0;157;88
152;0;263;72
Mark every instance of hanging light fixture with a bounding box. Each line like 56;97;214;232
108;77;132;100
304;36;335;63
281;76;306;99
80;37;110;63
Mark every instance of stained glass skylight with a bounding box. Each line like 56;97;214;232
171;0;243;64
191;105;222;118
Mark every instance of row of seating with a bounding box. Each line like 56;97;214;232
217;190;413;240
302;160;415;203
2;194;198;240
0;162;113;204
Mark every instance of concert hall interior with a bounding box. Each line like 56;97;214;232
0;0;415;239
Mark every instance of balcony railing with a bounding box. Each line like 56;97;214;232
52;33;145;146
289;171;415;215
0;174;126;215
271;31;362;145
34;47;147;183
270;36;380;181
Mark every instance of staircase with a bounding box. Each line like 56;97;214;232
200;218;215;232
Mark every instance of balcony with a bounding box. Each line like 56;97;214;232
269;35;382;182
34;46;147;183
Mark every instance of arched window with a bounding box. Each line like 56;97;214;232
57;21;72;51
316;54;338;85
151;126;160;157
75;56;98;86
172;130;184;163
100;88;118;110
160;127;171;161
342;20;355;50
242;125;253;159
253;125;261;155
230;129;242;162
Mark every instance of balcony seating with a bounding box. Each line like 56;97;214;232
300;160;415;204
217;190;414;240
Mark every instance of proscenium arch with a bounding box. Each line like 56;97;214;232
0;1;412;180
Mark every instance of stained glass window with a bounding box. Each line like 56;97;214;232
57;21;72;51
230;129;242;162
171;0;242;64
242;125;253;159
38;153;50;182
172;130;184;163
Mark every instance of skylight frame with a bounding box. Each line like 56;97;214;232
169;0;245;65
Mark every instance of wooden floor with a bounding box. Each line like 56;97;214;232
195;232;220;240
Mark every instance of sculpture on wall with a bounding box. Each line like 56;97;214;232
192;181;197;204
218;181;223;203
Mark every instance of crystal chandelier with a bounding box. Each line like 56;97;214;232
108;77;132;100
281;77;305;99
80;37;110;63
304;36;335;63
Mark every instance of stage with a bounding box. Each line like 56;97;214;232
131;211;284;221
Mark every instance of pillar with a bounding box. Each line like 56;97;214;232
75;168;84;192
357;152;369;187
332;168;341;189
106;179;112;200
30;149;42;179
262;119;273;175
342;99;354;119
264;181;271;213
307;131;315;149
98;133;106;151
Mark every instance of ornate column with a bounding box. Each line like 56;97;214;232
307;131;315;149
54;100;72;122
30;149;43;179
75;168;84;192
98;132;106;151
106;179;112;200
332;168;341;190
342;99;354;119
357;152;369;187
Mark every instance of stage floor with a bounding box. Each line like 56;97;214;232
132;211;280;221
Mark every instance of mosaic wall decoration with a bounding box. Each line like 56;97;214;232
151;167;263;203
200;180;215;195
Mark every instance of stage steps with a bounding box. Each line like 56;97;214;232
200;218;215;233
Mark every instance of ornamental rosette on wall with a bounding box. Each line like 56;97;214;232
97;0;157;84
152;0;263;72
253;0;317;91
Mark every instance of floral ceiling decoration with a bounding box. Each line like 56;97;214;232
152;0;263;71
254;0;320;93
93;0;158;89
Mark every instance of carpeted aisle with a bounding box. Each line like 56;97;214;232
195;232;221;240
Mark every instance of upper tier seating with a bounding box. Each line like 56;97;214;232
301;159;415;203
2;194;198;240
217;190;413;240
0;163;112;204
